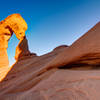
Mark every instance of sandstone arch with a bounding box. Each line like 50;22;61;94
0;14;31;81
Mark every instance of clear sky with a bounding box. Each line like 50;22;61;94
0;0;100;66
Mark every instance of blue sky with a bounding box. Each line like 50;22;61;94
0;0;100;66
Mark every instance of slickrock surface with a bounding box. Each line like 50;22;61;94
0;45;68;100
1;15;100;100
1;47;100;100
33;70;100;100
45;22;100;69
53;45;68;52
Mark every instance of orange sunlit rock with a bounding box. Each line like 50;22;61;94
0;14;30;81
4;13;28;40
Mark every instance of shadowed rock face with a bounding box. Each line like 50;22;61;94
15;36;37;61
60;53;100;70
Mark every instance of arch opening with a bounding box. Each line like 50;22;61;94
7;33;19;66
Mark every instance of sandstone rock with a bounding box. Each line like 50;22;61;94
0;26;13;49
0;14;28;81
53;45;68;52
15;36;36;61
4;13;27;40
1;45;100;100
0;50;59;99
0;44;68;97
33;70;100;100
45;22;100;69
1;18;100;100
0;24;13;81
0;48;10;82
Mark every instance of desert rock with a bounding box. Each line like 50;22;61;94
53;45;68;52
45;22;100;69
1;16;100;100
0;14;28;81
15;36;34;61
1;43;100;100
4;13;28;40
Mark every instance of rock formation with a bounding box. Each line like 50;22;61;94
45;22;100;69
0;44;68;99
1;15;100;100
0;14;31;81
0;20;13;81
53;45;68;52
4;14;27;40
15;36;37;61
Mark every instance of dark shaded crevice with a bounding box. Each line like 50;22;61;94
59;63;100;70
59;53;100;70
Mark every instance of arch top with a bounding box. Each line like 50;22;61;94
0;13;28;40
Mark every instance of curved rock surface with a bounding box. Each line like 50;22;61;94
1;18;100;100
45;22;100;69
0;21;13;81
53;45;68;52
4;13;28;40
0;45;66;99
0;14;31;81
1;44;100;100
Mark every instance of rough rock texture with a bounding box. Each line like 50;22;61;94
4;13;28;40
0;14;30;81
15;36;36;61
1;19;100;100
0;23;13;81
